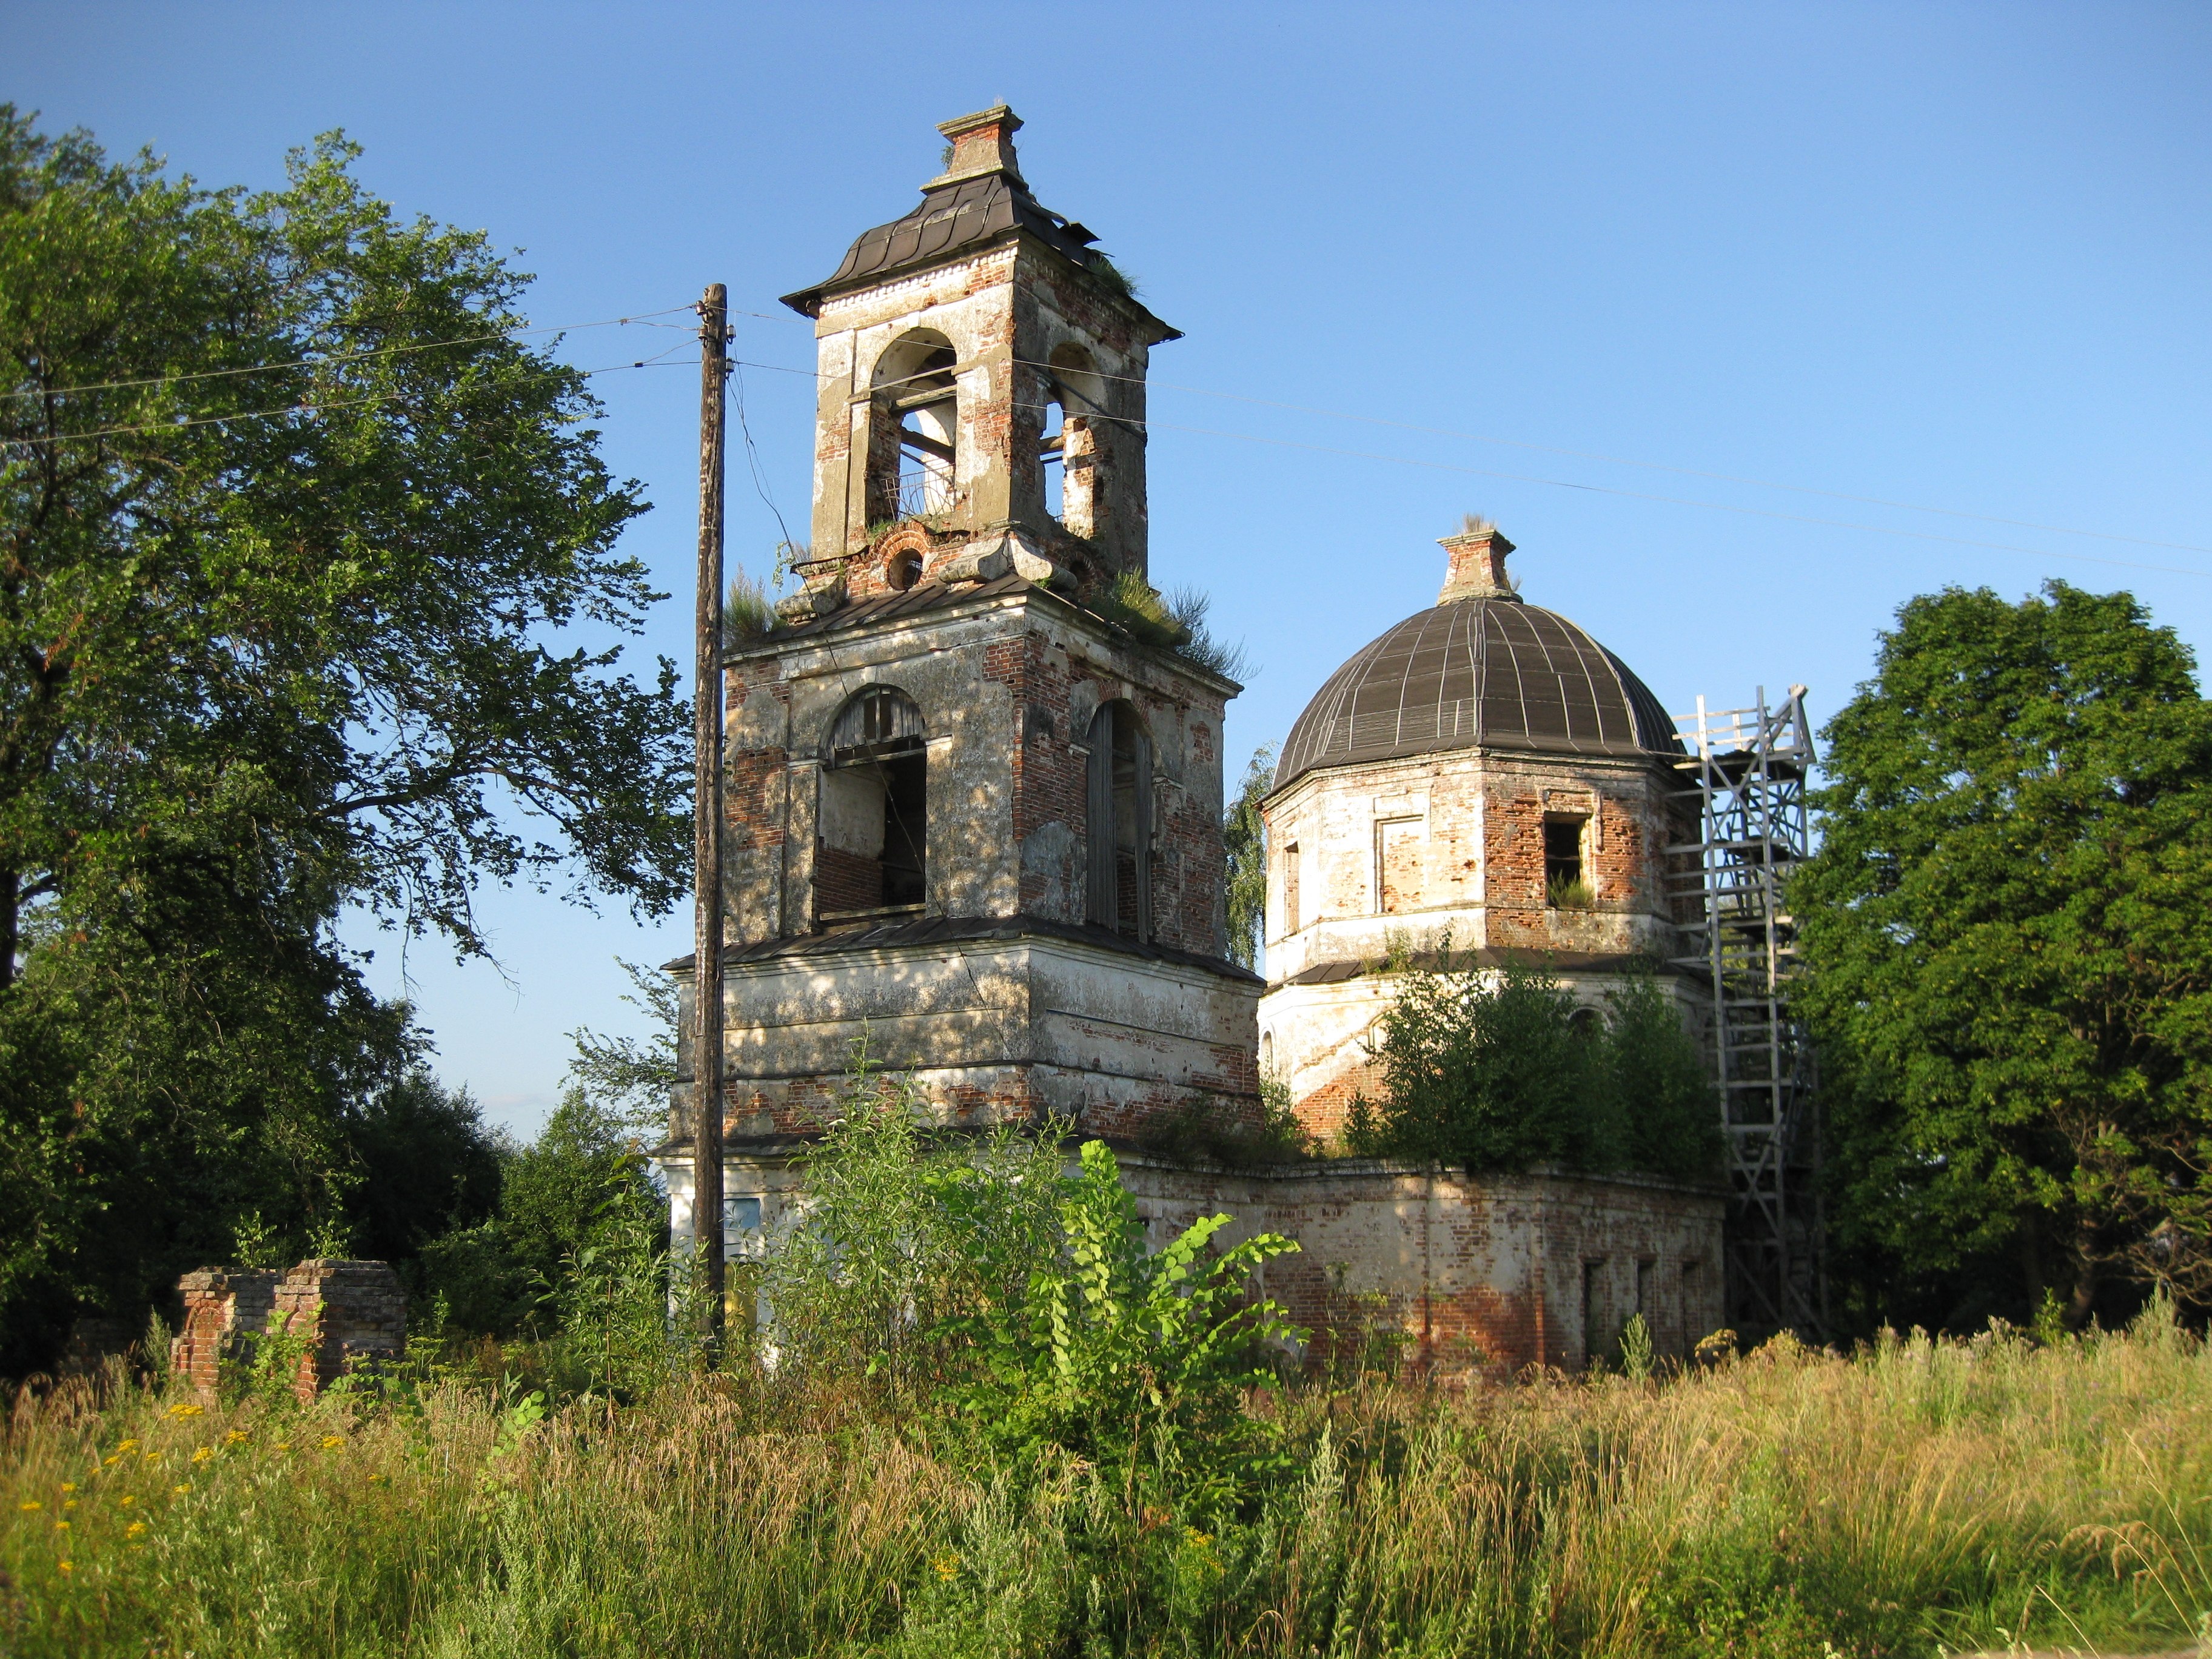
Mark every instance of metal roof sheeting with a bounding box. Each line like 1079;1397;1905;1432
1277;598;1682;790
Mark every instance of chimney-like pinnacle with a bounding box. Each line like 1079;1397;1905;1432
927;105;1025;189
1437;522;1518;604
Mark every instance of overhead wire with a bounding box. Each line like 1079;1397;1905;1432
1000;397;2212;582
7;346;699;447
1004;357;2212;561
709;347;2212;581
2;304;702;403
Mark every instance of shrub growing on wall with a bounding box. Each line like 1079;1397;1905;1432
1345;959;1720;1179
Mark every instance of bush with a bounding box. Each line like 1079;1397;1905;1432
1347;957;1721;1179
759;1064;1302;1504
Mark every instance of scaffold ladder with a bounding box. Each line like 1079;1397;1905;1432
1669;686;1827;1341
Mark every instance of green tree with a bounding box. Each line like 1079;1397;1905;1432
341;1068;504;1269
1222;746;1273;969
1794;582;2212;1328
0;111;690;1363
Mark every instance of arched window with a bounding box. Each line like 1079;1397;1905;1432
1085;699;1151;939
817;687;927;922
868;330;958;526
1042;344;1104;537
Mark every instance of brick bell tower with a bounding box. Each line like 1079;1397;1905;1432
664;108;1261;1264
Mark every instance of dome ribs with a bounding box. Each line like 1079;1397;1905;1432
1276;598;1683;792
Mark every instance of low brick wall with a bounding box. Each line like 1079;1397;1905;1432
1118;1158;1726;1379
170;1260;404;1400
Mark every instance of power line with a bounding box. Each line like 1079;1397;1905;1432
1007;357;2212;562
713;343;2212;563
6;350;695;447
4;304;700;403
1002;396;2212;583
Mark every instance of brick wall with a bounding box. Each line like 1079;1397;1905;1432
1122;1159;1726;1378
171;1260;404;1401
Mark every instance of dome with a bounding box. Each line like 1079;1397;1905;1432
1277;593;1683;791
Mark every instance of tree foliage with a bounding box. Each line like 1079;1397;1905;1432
0;109;691;1362
1345;957;1720;1181
1794;581;2212;1327
1222;746;1273;970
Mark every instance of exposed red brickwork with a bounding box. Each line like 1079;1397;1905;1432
172;1261;403;1401
272;1261;407;1402
813;846;880;915
170;1270;278;1397
1293;1062;1384;1143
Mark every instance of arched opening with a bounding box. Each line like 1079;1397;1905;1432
868;330;958;526
1042;344;1104;537
1085;699;1151;940
817;686;927;922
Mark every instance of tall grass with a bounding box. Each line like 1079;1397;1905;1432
5;1318;2208;1657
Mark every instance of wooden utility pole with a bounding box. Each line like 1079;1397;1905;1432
692;283;729;1352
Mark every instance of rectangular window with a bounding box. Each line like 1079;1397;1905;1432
722;1195;763;1262
1545;817;1588;907
1376;819;1421;915
1635;1258;1654;1320
1282;842;1301;936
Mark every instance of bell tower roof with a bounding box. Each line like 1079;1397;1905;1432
780;106;1179;342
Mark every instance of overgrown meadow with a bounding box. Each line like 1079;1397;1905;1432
4;1317;2208;1657
5;1080;2211;1657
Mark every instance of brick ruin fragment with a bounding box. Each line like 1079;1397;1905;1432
171;1259;404;1401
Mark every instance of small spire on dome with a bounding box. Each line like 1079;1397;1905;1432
1438;517;1518;604
926;105;1025;189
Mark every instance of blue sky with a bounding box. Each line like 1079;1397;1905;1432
13;2;2211;1136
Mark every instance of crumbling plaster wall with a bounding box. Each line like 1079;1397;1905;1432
1256;746;1701;1135
1264;748;1683;980
1121;1158;1725;1375
720;588;1233;956
675;931;1261;1144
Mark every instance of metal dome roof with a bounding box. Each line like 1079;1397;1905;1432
1277;596;1683;791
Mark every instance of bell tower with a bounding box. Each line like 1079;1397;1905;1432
780;104;1180;606
665;111;1262;1272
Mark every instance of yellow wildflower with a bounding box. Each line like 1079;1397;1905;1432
141;1452;161;1465
125;1520;147;1538
320;1435;344;1452
933;1553;961;1581
19;1500;41;1513
172;1484;190;1496
116;1439;139;1453
62;1500;76;1512
274;1442;292;1455
101;1455;120;1468
224;1429;248;1446
166;1402;205;1419
54;1520;69;1532
191;1447;213;1466
59;1483;76;1494
117;1495;135;1508
58;1561;72;1575
1185;1527;1213;1549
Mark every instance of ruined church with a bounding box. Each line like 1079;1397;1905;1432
663;107;1726;1374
